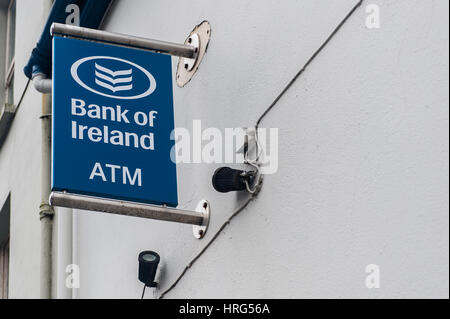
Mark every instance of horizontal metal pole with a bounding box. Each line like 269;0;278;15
50;23;197;59
49;192;204;226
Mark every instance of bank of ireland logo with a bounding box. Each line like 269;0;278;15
70;56;156;100
94;63;133;93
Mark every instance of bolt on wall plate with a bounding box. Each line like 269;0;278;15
176;21;211;87
183;33;199;71
193;199;210;239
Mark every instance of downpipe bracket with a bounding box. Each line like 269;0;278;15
39;203;55;220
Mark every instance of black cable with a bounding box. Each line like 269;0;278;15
158;197;254;299
141;285;146;299
15;78;31;111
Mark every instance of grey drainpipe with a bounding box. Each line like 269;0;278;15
39;91;54;299
37;0;54;298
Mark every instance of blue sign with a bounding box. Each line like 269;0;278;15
52;36;178;207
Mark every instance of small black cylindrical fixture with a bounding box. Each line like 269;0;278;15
138;251;160;287
212;167;247;193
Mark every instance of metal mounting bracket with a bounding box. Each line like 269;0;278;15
176;21;211;87
49;192;211;235
183;33;199;71
50;23;197;59
192;200;210;239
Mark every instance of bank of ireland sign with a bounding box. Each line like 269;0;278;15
52;36;178;207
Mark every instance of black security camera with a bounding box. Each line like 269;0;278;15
212;167;250;193
138;251;160;288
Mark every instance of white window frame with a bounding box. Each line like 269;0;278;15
4;0;15;104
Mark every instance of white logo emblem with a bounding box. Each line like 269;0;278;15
94;63;133;93
71;56;156;100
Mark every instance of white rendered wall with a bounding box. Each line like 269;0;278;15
0;0;448;298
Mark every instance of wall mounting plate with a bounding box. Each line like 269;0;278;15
176;21;211;87
193;199;210;239
183;33;199;71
